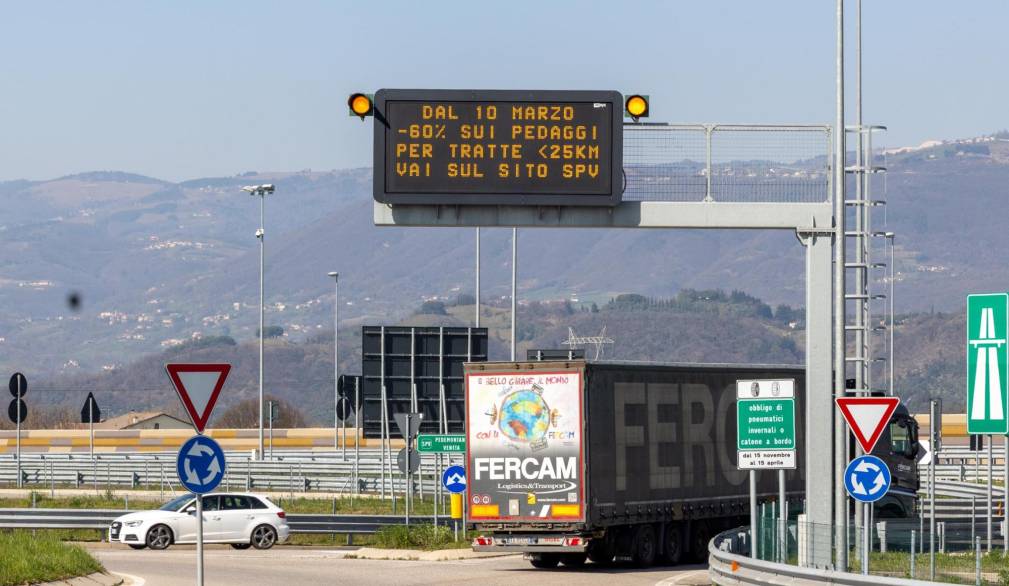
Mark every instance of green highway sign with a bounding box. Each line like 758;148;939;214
416;433;465;453
736;379;796;470
967;293;1009;434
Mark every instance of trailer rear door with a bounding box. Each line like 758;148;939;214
465;364;585;523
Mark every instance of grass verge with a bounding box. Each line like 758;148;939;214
0;530;103;586
372;524;470;550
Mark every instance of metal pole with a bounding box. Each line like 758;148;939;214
833;0;848;571
972;496;977;546
976;536;982;586
861;503;869;575
1004;435;1008;553
354;377;360;497
888;235;895;395
475;228;480;328
268;401;274;461
930;399;936;580
778;469;786;564
330;273;341;459
89;401;94;460
196;493;204;586
405;413;411;527
988;434;993;552
750;470;758;559
258;192;265;461
15;376;21;489
910;530;916;578
510;227;517;361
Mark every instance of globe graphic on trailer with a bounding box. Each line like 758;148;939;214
498;389;551;442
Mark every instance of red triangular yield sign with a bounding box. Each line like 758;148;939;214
165;364;230;433
835;397;900;453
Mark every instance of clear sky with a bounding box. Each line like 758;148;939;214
2;0;1006;182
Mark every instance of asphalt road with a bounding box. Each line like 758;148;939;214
87;544;712;586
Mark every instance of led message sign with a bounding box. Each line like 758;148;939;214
373;90;623;206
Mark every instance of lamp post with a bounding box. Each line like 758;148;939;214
885;233;895;396
242;183;275;461
328;271;343;460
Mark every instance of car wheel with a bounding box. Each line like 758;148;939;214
631;524;657;567
559;553;587;567
128;544;147;550
529;553;560;568
146;524;173;550
251;524;277;550
231;543;252;550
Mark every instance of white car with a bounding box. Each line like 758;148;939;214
109;492;290;550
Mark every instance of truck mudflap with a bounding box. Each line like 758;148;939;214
471;534;588;552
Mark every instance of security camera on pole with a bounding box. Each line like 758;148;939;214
166;363;231;586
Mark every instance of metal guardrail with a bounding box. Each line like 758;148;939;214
708;527;943;586
0;450;462;495
0;508;439;535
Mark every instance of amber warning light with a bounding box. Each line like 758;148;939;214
348;93;374;119
624;94;649;120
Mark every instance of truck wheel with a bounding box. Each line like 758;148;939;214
662;523;684;565
689;521;711;563
631;524;657;567
560;553;587;567
529;553;560;568
587;536;615;565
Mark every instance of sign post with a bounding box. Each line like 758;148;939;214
967;294;1008;553
836;396;900;575
443;465;466;542
8;373;27;488
394;412;423;526
736;379;796;560
166;363;230;586
80;393;100;460
843;454;892;575
176;435;226;586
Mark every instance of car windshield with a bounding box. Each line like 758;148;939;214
159;494;195;511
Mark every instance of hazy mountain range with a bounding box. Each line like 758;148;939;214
0;133;1006;393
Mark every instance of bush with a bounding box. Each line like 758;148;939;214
373;524;455;550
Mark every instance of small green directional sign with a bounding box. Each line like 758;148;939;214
416;434;465;453
967;293;1009;434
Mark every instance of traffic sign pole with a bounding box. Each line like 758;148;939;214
405;413;411;527
929;399;936;580
89;401;94;460
196;494;204;586
862;503;870;575
749;470;757;560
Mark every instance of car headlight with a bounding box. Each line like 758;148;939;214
125;521;144;527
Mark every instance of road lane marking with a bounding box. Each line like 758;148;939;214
654;569;711;585
112;572;146;586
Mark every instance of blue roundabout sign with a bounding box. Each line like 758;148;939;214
176;435;226;494
844;454;891;503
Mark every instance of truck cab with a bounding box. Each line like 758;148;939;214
869;404;920;518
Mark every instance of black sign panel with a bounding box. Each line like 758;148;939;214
9;373;26;398
8;398;26;424
373;89;623;206
81;392;101;424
